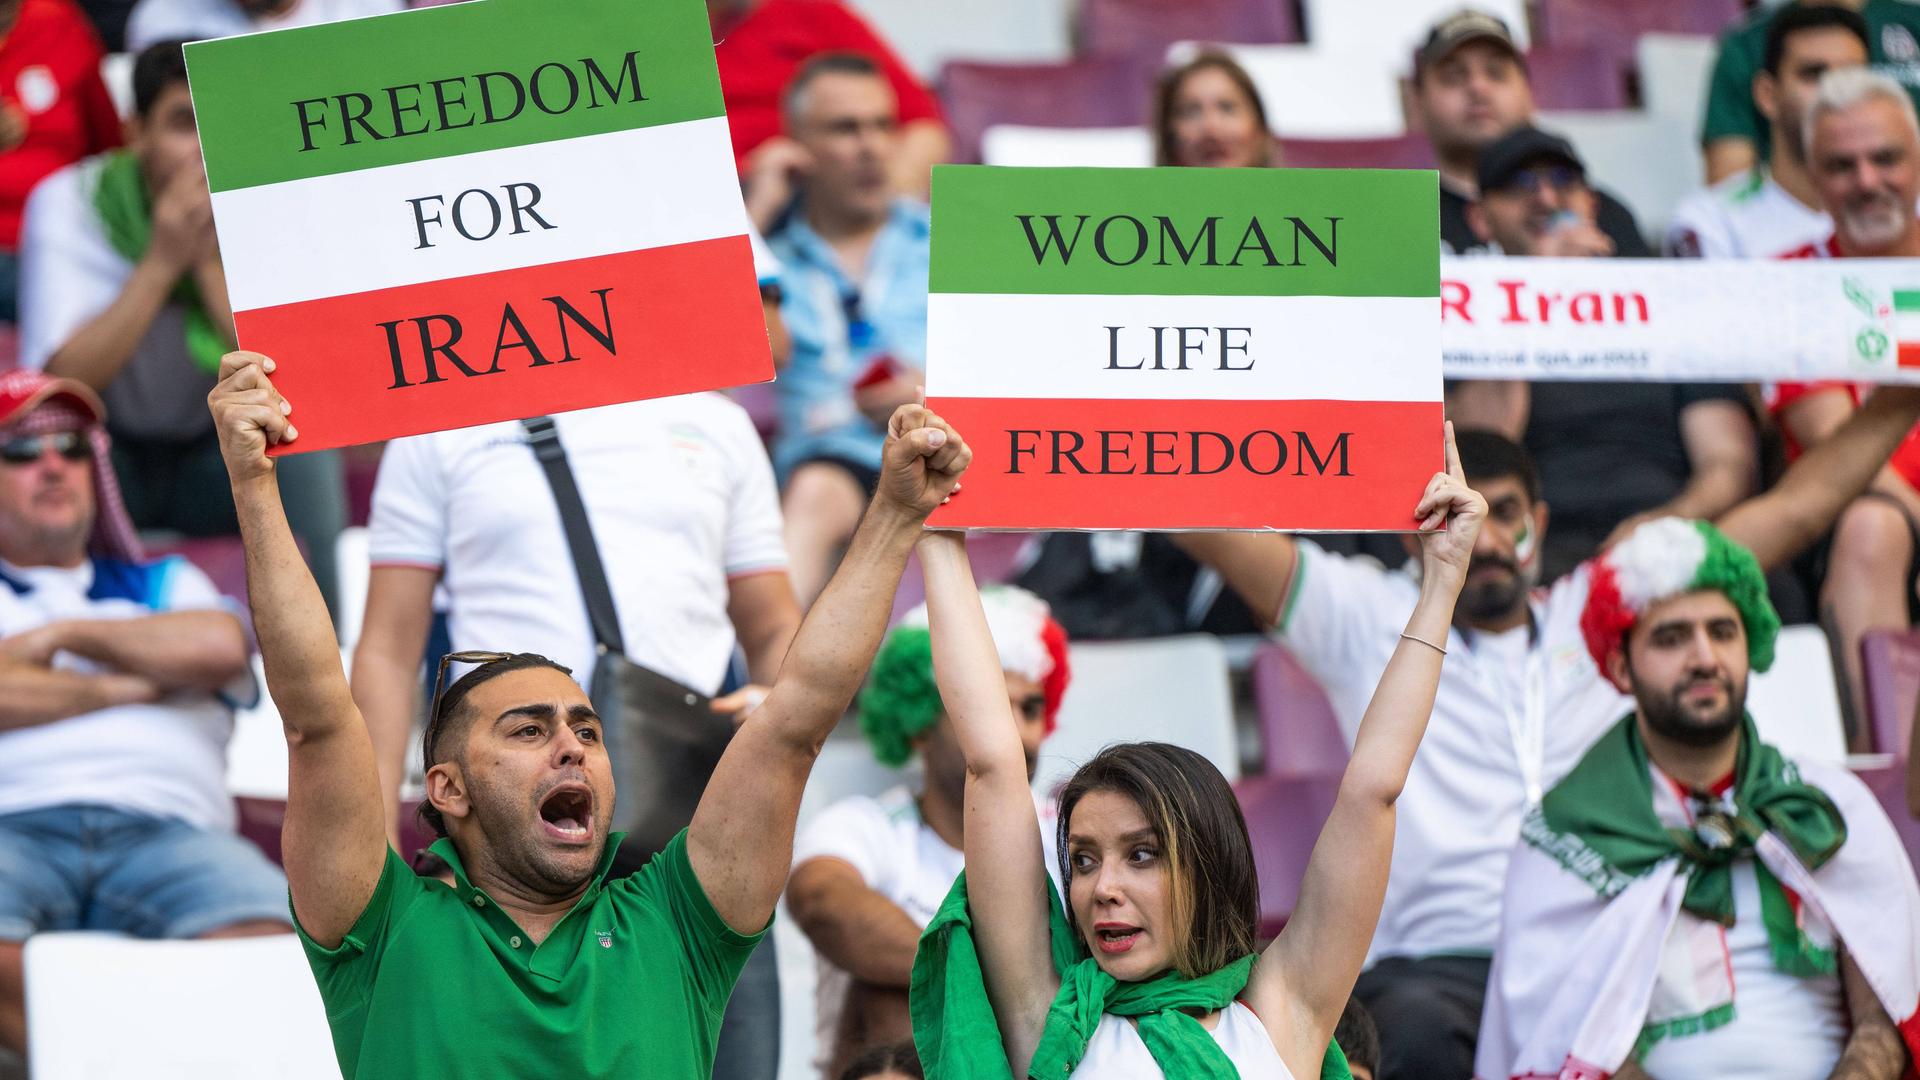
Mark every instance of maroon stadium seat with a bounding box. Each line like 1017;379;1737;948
1249;641;1348;778
234;796;286;865
1079;0;1302;61
149;535;251;606
1861;628;1920;758
940;56;1153;164
1234;773;1340;938
1535;0;1744;80
1525;44;1630;110
889;532;1037;624
1277;134;1434;170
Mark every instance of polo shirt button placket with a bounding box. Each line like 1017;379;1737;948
471;895;486;908
510;936;523;949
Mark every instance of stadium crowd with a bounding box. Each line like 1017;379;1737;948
0;1;1917;1079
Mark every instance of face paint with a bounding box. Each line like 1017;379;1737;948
1514;519;1537;565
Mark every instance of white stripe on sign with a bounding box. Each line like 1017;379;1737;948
213;115;748;313
926;292;1440;402
1898;310;1920;346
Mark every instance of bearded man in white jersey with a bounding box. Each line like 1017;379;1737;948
1668;3;1869;258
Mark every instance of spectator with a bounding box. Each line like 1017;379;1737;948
787;587;1068;1077
713;0;947;205
17;41;346;608
0;0;119;324
124;0;400;51
1766;68;1920;745
1477;519;1918;1080
1669;4;1869;258
1336;997;1382;1080
1461;128;1759;582
1407;8;1650;257
1152;49;1275;168
1702;0;1920;184
1176;394;1920;1080
759;53;928;607
838;1042;921;1080
353;393;800;1076
0;369;284;1058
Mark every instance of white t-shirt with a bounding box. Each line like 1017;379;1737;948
1637;861;1848;1079
1277;542;1630;962
791;784;1059;1067
1665;169;1831;259
125;0;403;50
1074;1003;1292;1080
0;556;252;830
368;395;787;693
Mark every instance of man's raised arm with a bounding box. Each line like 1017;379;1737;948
209;351;385;948
688;404;970;935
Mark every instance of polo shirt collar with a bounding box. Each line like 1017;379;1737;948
428;831;627;909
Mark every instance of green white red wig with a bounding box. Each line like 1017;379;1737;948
1579;517;1780;674
857;586;1071;767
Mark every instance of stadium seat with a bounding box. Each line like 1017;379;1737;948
1534;108;1697;239
1080;0;1301;61
845;0;1073;78
773;909;819;1080
1525;45;1629;110
0;324;18;372
25;932;337;1079
887;531;1038;624
1234;773;1341;938
1035;634;1239;797
941;56;1153;164
233;794;285;866
1249;642;1348;778
342;447;380;527
147;534;251;606
335;526;370;655
1748;624;1849;766
1276;134;1433;170
1303;0;1531;63
1637;33;1717;121
1535;0;1744;82
980;124;1154;167
1177;43;1407;138
1861;628;1920;758
728;381;780;441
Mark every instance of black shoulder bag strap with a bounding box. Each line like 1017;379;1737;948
520;415;625;657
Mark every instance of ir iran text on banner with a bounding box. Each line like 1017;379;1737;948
924;165;1442;532
184;0;773;454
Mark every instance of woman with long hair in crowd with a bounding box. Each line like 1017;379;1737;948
1153;49;1278;168
910;424;1486;1079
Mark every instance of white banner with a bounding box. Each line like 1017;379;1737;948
1441;257;1920;383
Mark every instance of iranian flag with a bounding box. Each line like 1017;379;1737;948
1895;289;1920;368
184;0;772;454
924;166;1442;532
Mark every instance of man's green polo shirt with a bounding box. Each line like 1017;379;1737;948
1703;0;1920;156
293;828;765;1078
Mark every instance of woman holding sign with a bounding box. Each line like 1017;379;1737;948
910;423;1485;1080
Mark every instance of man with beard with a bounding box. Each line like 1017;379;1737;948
1176;406;1920;1080
1766;67;1920;744
786;585;1068;1076
1668;4;1870;259
1477;519;1918;1080
206;350;972;1080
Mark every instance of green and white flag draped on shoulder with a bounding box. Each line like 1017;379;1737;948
1474;716;1920;1080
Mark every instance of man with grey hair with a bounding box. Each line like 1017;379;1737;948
750;52;930;607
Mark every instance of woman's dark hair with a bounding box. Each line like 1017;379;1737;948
1055;742;1258;978
1152;49;1274;167
838;1041;924;1080
417;653;574;838
132;40;190;119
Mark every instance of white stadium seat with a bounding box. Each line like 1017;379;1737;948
981;124;1153;167
1535;108;1698;241
846;0;1072;78
1638;33;1717;122
1303;0;1530;73
1034;634;1239;797
1748;624;1850;767
1171;42;1408;139
26;933;339;1080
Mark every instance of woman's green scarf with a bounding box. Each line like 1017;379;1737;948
92;150;228;376
911;869;1350;1080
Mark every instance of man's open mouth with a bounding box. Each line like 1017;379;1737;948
538;784;594;843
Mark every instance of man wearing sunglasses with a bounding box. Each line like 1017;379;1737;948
0;368;281;1060
208;350;972;1080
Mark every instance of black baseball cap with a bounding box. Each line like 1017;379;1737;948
1417;8;1524;75
1476;126;1586;193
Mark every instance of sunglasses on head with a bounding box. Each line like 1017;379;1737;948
423;650;515;765
0;431;91;466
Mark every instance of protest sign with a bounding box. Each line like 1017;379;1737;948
185;0;772;454
1441;257;1920;383
924;165;1442;532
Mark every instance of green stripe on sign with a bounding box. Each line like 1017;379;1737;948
186;0;724;194
1895;289;1920;311
929;165;1439;298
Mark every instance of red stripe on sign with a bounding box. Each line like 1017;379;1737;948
924;397;1444;531
1901;341;1920;369
235;236;772;454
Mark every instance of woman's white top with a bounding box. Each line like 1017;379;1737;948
1068;1001;1294;1079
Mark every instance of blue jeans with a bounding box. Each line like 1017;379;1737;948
0;804;288;941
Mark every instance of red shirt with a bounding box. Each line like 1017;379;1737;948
712;0;943;173
0;0;118;251
1771;236;1920;489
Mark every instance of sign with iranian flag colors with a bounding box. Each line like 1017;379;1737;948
924;166;1442;532
183;0;772;454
